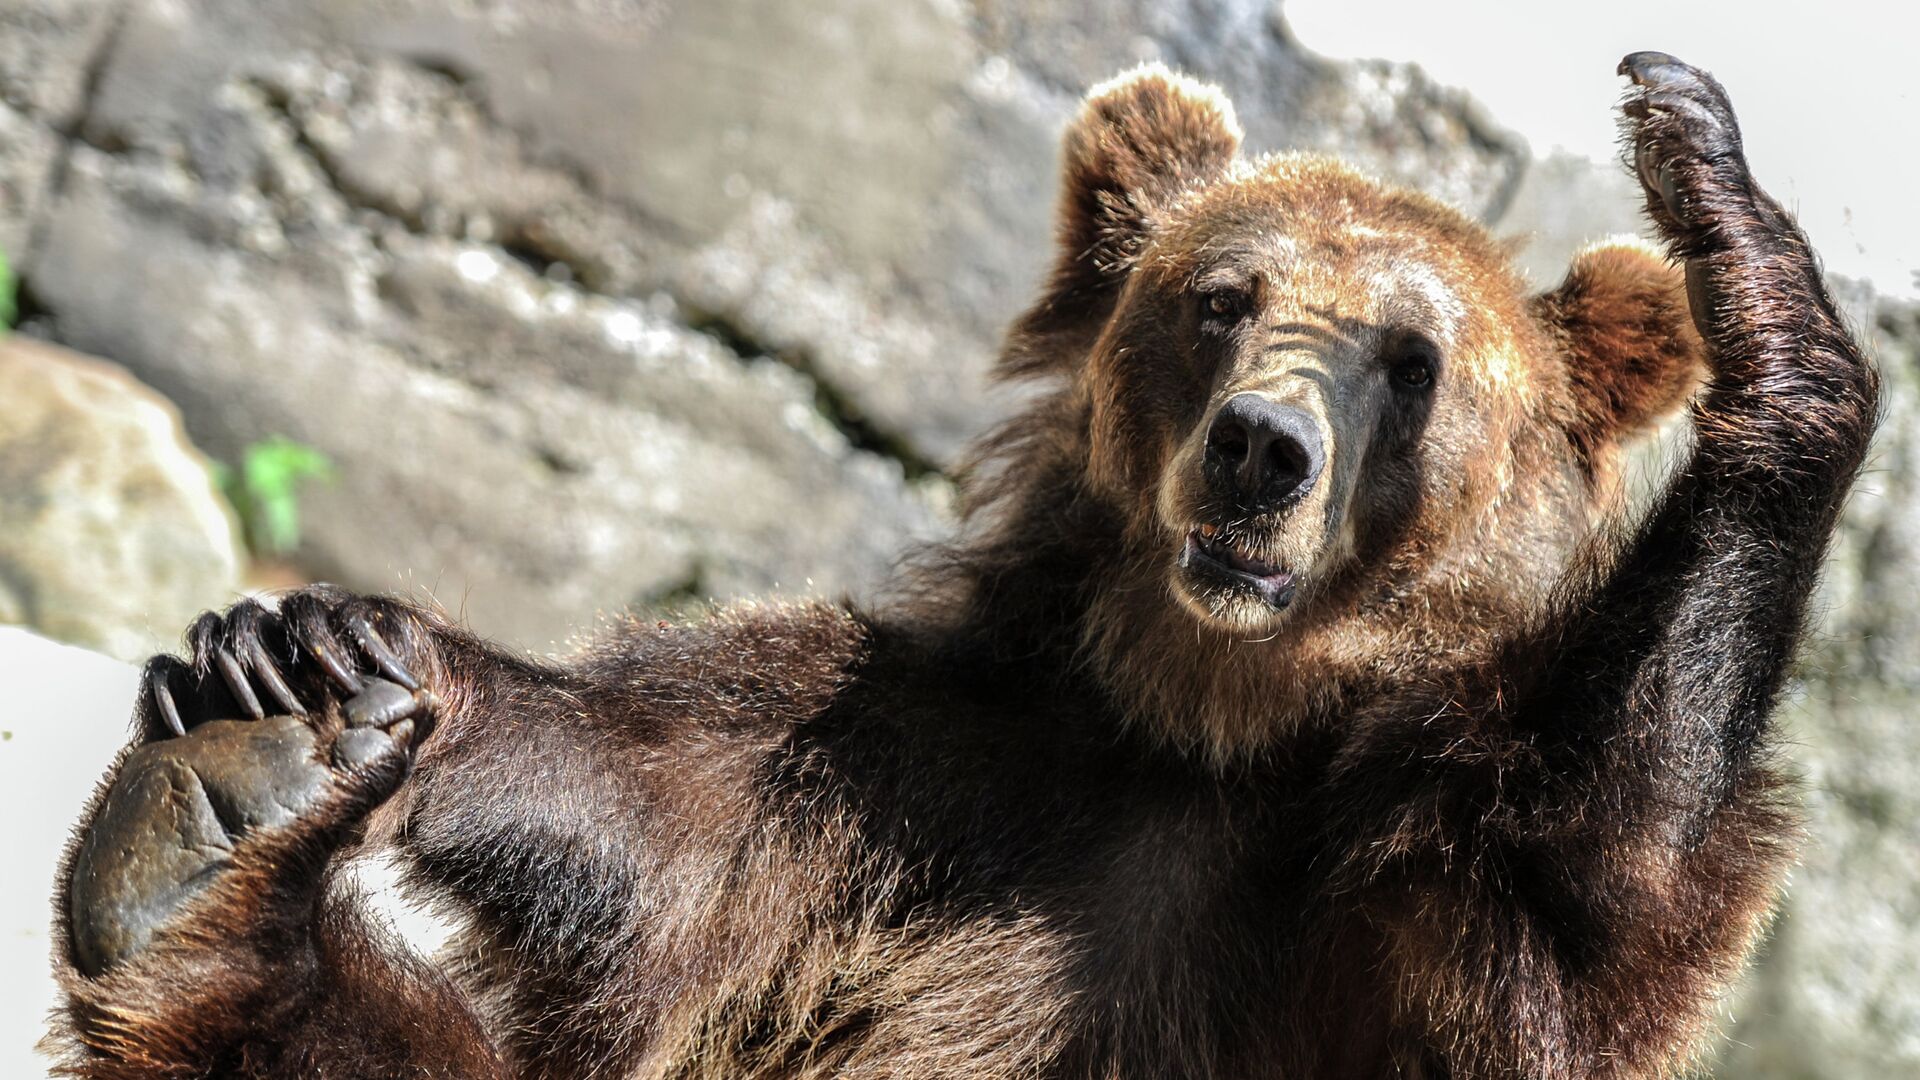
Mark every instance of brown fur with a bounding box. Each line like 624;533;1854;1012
47;58;1876;1079
1534;239;1707;484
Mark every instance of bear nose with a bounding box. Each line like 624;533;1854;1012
1204;394;1325;508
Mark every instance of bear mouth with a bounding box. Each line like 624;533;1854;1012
1180;524;1298;610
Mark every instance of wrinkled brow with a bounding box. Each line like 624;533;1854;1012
1179;231;1300;286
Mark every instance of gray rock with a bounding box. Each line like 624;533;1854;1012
27;147;943;651
0;0;1524;649
1496;149;1648;289
0;335;242;661
0;98;58;259
0;0;120;126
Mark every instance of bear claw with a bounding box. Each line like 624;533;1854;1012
1618;51;1691;86
345;608;422;692
146;664;186;737
214;646;264;722
1617;51;1749;238
141;589;432;742
248;635;307;716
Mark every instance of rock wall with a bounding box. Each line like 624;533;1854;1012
0;0;1521;649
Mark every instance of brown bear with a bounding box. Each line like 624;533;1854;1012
48;53;1876;1079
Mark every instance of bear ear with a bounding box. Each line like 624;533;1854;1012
1531;239;1708;466
1001;64;1243;379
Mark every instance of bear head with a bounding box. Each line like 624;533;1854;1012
988;65;1707;758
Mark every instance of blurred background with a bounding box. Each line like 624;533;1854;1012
1;0;1913;1075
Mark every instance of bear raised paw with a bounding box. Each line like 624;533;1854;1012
50;54;1876;1080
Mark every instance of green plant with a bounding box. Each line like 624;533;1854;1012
215;437;335;557
0;247;16;330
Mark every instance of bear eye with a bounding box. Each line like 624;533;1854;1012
1387;336;1439;390
1199;288;1251;326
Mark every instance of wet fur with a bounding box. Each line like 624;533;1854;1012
48;60;1876;1079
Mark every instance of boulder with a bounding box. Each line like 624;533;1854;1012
0;336;242;661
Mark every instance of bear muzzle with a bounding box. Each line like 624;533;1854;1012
1180;524;1299;611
